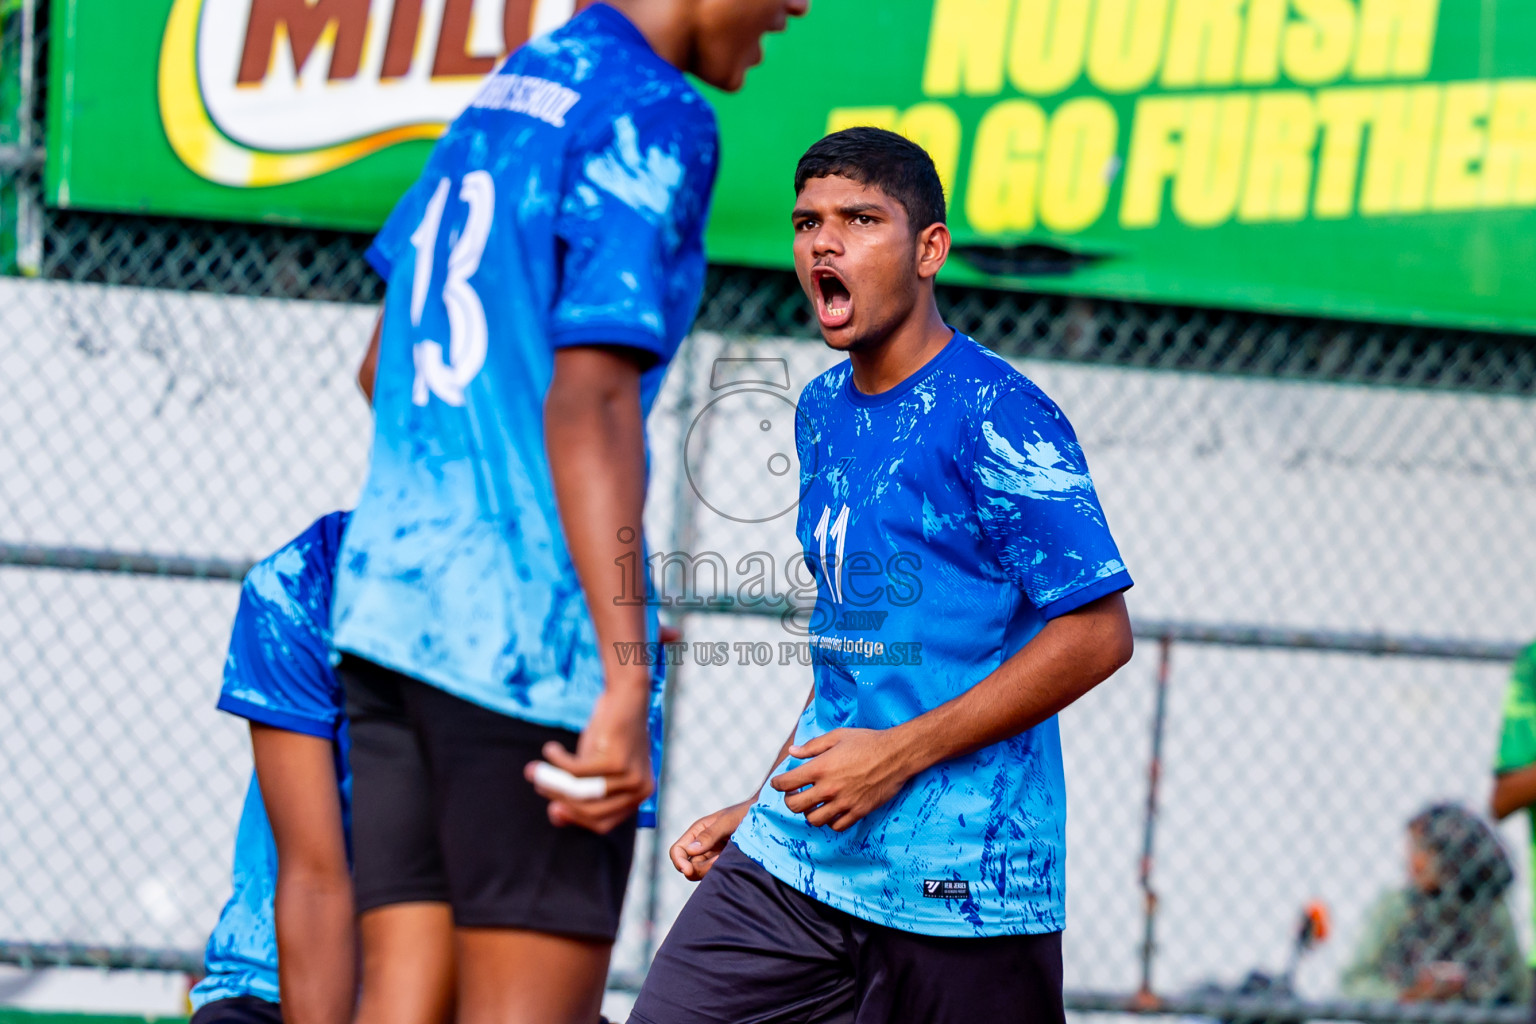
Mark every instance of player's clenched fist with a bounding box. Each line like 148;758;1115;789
670;800;754;881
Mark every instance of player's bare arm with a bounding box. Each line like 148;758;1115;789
249;723;354;1024
357;312;382;404
773;592;1133;831
1491;765;1536;819
528;345;654;834
670;686;815;880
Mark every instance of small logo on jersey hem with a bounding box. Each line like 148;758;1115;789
922;879;971;900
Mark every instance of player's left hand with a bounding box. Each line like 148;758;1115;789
771;728;917;831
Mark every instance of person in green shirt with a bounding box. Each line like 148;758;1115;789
1341;803;1527;1005
1492;642;1536;996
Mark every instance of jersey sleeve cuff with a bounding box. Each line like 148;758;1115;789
1038;570;1134;622
548;323;668;360
217;693;336;740
364;243;393;281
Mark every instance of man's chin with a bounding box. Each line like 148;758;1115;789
689;55;747;93
700;48;760;93
819;325;861;351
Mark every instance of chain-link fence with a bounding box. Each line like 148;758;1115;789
5;4;1536;1021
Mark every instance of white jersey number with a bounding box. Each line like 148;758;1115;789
813;504;852;603
409;171;494;407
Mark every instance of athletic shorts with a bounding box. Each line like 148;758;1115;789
631;844;1067;1024
190;996;283;1024
339;656;637;940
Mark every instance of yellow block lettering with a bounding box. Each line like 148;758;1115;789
1430;81;1491;212
923;0;1012;97
1314;87;1377;217
1173;93;1252;226
1040;97;1119;232
826;105;963;205
899;103;965;204
1353;0;1439;80
1120;95;1188;227
1484;80;1536;207
1239;90;1317;221
1162;0;1244;88
966;100;1049;234
1284;0;1356;86
1088;0;1172;93
1239;0;1287;85
1360;84;1440;214
1009;0;1091;95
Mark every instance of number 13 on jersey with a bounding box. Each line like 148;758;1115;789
409;171;495;407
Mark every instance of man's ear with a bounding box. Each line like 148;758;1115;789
916;222;951;281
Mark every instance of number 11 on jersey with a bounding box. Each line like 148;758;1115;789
814;504;851;604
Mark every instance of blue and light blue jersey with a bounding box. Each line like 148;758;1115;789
734;334;1133;937
332;4;717;787
192;512;351;1010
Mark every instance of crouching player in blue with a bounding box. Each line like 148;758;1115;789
191;511;452;1024
632;128;1137;1024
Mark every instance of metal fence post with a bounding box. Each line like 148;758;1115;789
1137;636;1174;1006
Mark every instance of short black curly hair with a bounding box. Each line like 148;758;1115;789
794;127;946;233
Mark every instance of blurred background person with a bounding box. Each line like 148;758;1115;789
1341;803;1527;1005
1491;641;1536;1006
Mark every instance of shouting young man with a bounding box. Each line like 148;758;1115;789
332;3;808;1024
631;127;1135;1024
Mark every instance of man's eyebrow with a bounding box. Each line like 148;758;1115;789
790;201;892;222
837;202;886;217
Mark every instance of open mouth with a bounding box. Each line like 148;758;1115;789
811;267;853;330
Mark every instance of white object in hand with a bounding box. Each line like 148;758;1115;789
532;761;608;800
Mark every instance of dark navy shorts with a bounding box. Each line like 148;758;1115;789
190;996;283;1024
340;656;637;940
631;844;1067;1024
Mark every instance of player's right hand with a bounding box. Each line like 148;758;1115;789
670;800;754;881
526;681;652;835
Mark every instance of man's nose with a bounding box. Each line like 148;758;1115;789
786;0;811;17
810;221;843;258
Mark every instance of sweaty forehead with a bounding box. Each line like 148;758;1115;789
793;175;900;212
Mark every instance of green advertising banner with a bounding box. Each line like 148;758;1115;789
45;0;1536;332
1;0;25;275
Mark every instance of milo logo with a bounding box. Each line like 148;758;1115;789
158;0;584;187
